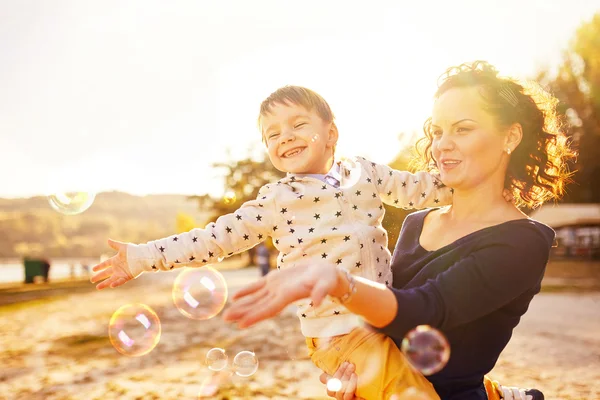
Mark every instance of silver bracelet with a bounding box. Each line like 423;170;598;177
337;268;357;304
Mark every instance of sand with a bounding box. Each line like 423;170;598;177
0;268;598;400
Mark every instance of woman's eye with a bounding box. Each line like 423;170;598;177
456;127;470;133
432;130;442;137
294;122;307;129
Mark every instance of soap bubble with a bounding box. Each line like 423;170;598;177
327;378;342;392
172;267;228;320
232;350;259;377
401;325;450;375
223;191;236;205
108;303;161;357
205;347;228;371
48;191;95;215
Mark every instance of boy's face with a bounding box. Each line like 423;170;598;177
261;102;337;174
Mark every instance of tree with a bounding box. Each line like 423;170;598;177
537;13;600;202
189;145;285;220
189;145;285;264
381;132;422;252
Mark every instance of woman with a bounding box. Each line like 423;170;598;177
223;61;573;400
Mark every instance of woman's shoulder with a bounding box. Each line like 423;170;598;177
498;217;555;247
405;208;440;224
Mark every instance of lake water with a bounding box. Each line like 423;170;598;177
0;258;101;284
0;253;253;284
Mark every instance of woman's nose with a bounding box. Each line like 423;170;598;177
435;133;454;151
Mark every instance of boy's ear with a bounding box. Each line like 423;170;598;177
326;121;339;149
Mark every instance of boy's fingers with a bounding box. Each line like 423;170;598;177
92;259;111;272
110;277;127;288
90;267;114;283
96;278;113;290
107;239;125;251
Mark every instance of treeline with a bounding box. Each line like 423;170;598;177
0;192;209;258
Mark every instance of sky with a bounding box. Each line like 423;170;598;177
1;0;598;199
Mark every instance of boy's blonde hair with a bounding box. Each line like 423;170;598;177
258;86;336;135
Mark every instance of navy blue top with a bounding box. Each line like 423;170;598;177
375;209;555;400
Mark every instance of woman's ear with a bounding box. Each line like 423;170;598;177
326;121;339;149
505;122;523;153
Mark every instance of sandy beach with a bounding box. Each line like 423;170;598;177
0;267;599;400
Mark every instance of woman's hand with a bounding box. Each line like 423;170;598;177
319;362;364;400
499;386;533;400
222;262;340;328
90;239;134;290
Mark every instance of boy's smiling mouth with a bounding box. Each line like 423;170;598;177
282;147;306;158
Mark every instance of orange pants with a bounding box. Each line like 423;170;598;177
307;327;505;400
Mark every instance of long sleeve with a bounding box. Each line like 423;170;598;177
360;158;452;209
373;224;552;340
127;185;278;278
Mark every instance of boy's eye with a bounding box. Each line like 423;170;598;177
268;132;280;139
294;122;307;129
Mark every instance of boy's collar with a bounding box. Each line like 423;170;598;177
280;159;352;184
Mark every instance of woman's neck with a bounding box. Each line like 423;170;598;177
445;181;517;223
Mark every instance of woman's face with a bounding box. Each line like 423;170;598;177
430;86;508;191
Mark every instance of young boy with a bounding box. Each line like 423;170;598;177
91;86;451;399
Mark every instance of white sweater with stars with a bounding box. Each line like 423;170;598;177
127;157;452;338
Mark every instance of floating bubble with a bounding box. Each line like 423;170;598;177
232;350;259;377
223;191;236;205
172;266;228;320
401;325;450;375
205;347;228;371
108;303;161;357
48;191;96;215
327;378;342;392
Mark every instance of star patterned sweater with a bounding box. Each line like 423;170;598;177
127;157;453;337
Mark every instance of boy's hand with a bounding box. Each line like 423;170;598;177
90;239;134;290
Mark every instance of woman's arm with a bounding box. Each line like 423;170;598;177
222;261;398;329
329;269;398;328
223;222;552;338
374;223;553;340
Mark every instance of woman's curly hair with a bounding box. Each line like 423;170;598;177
413;60;575;209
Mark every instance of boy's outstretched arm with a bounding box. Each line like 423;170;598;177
90;239;133;290
90;185;277;290
359;157;453;209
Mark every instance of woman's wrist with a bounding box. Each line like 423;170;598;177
329;267;358;304
329;267;351;299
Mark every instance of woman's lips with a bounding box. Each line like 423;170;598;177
440;160;461;171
